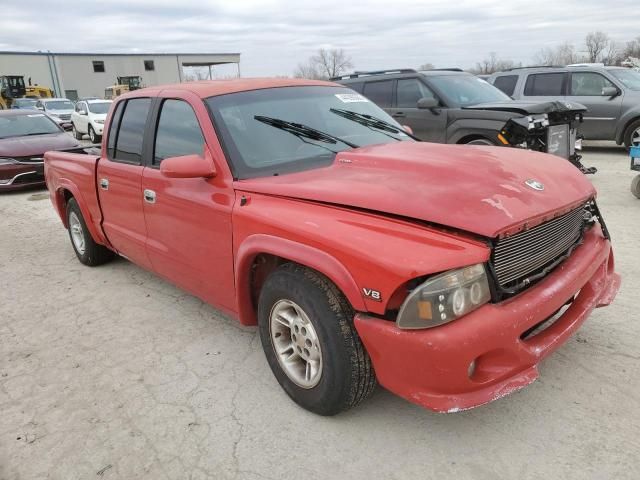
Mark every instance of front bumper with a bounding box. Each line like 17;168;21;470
354;226;620;413
0;163;45;191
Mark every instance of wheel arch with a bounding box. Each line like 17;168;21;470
617;114;640;146
54;183;107;246
235;234;366;326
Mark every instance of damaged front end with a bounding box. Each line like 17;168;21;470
499;101;596;174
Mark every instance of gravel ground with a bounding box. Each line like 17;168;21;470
1;142;639;480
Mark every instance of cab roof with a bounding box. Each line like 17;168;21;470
122;78;339;99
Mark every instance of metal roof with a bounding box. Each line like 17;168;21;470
0;51;240;57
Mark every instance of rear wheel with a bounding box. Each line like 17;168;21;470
631;175;640;199
66;198;114;266
258;263;376;415
623;119;640;148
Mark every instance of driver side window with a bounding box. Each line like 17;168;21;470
153;99;205;166
396;79;437;108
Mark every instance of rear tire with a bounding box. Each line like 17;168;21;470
72;123;83;140
258;263;376;415
631;175;640;199
88;125;101;143
623;119;640;148
66;198;114;266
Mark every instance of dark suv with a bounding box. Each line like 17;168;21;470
334;69;592;172
489;66;640;147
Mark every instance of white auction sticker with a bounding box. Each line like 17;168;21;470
335;93;369;103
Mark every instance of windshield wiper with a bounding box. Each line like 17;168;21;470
330;108;422;142
254;115;359;149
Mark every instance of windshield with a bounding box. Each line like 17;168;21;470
88;102;112;114
15;99;38;108
609;69;640;91
429;75;512;107
44;100;74;111
206;86;412;179
0;113;61;139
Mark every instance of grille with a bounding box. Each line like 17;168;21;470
492;206;586;289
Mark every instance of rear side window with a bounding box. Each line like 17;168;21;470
570;72;616;96
396;78;436;107
362;80;393;108
524;73;566;96
493;75;518;96
106;101;125;158
153;99;205;165
111;98;151;164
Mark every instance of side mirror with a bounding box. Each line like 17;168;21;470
417;97;438;109
602;86;619;98
37;105;44;110
160;153;216;179
79;109;88;116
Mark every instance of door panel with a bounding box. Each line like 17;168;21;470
97;160;151;269
568;72;623;139
141;95;235;311
387;78;447;142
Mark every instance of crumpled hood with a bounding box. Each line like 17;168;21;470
463;100;587;116
0;133;80;158
235;142;595;238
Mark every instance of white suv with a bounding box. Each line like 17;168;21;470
71;99;112;143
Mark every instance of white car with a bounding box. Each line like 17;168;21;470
36;98;75;131
71;99;113;143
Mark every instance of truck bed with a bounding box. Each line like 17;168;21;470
44;149;106;245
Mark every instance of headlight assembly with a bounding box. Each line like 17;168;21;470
396;264;491;329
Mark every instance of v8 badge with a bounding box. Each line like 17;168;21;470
362;288;382;302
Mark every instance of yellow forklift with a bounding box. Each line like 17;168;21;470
0;75;27;109
104;76;144;99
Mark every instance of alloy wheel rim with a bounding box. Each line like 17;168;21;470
269;299;322;388
89;128;95;142
632;127;640;147
69;212;85;255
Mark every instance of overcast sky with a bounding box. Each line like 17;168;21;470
1;0;638;77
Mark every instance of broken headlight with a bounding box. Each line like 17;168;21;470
396;264;491;329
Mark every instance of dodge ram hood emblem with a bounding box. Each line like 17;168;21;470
525;179;545;191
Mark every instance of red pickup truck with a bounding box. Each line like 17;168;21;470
45;78;620;416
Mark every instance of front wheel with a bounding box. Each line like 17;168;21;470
624;119;640;149
463;137;496;146
258;263;376;415
632;175;640;199
88;125;101;144
72;123;83;140
66;198;114;266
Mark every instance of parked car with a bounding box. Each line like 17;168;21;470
488;66;640;147
44;79;620;415
35;98;74;130
631;146;640;198
11;98;39;110
0;110;80;191
334;69;592;173
71;99;112;143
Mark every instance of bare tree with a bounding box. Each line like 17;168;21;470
585;31;609;63
419;63;435;71
534;42;582;66
623;37;640;60
603;41;622;65
471;52;516;74
294;48;353;79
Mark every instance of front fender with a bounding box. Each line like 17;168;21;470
235;234;366;326
447;119;507;144
615;107;640;144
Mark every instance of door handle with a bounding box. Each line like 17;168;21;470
143;189;156;204
100;178;109;190
392;112;406;118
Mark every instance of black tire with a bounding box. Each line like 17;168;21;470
72;123;83;140
66;198;114;266
258;263;376;415
623;118;640;149
631;175;640;199
88;125;101;143
463;137;497;146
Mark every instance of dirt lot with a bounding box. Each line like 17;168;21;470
1;143;639;480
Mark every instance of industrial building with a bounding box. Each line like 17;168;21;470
0;51;241;100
